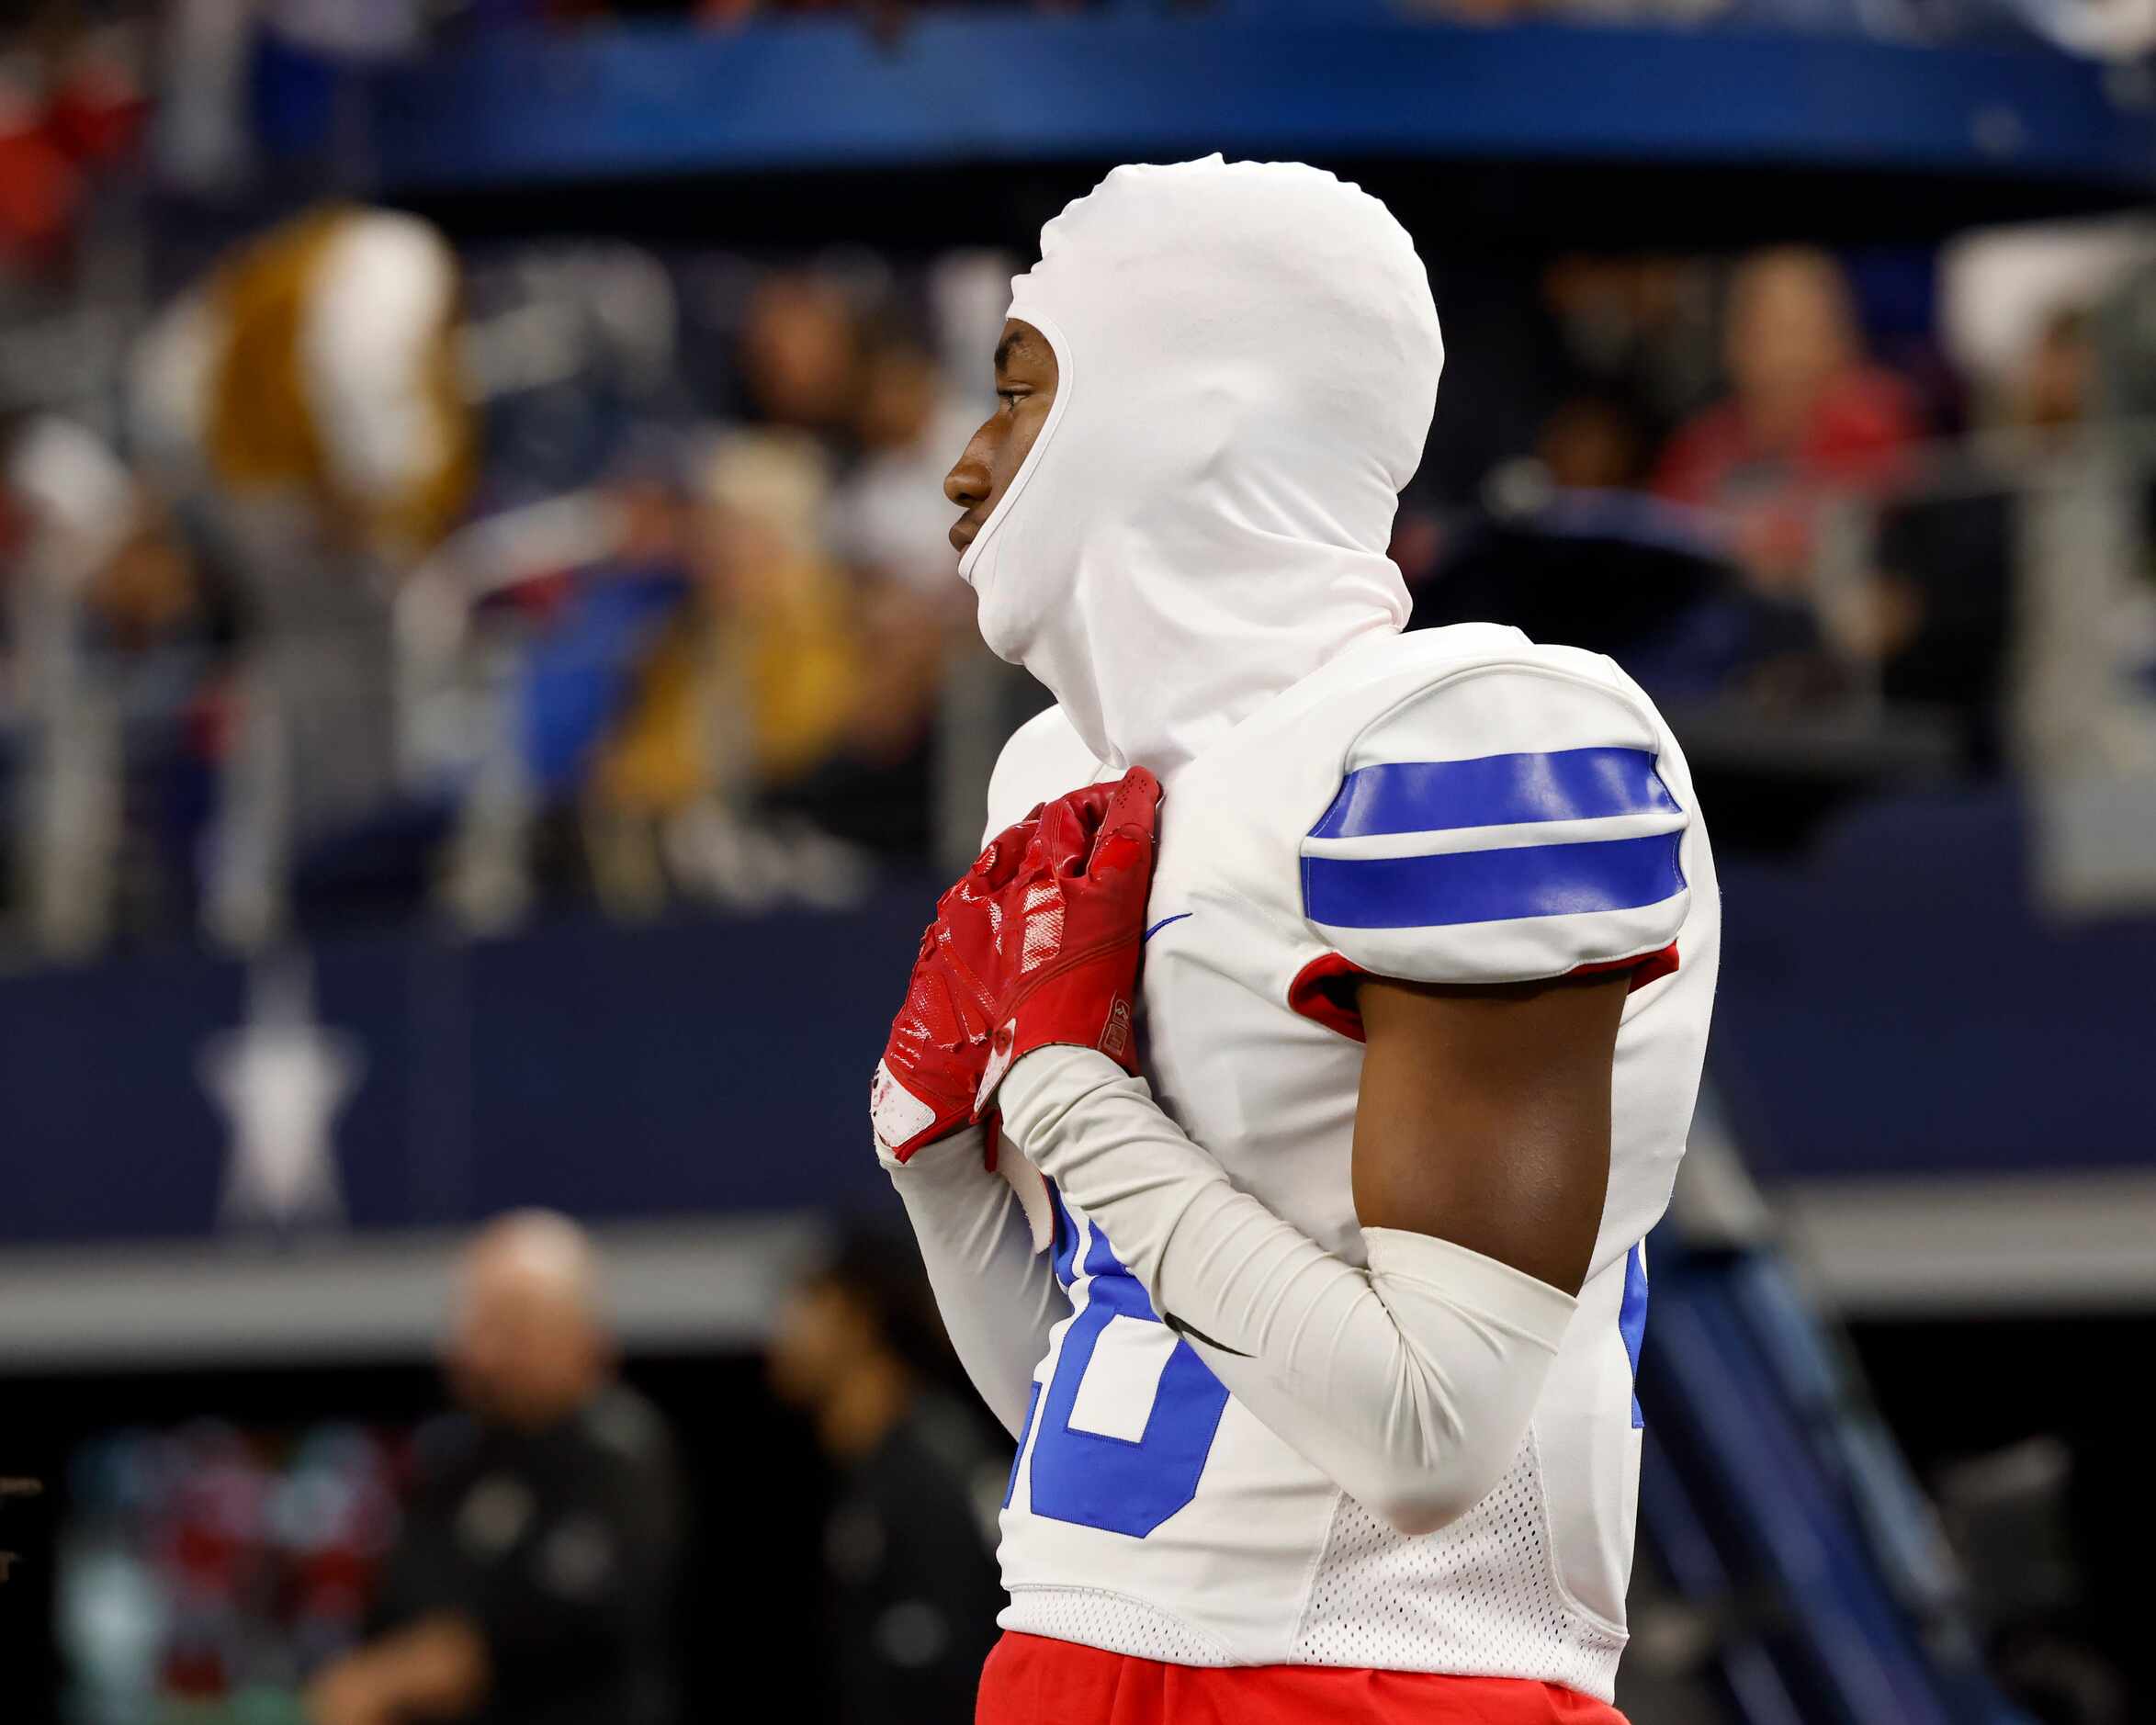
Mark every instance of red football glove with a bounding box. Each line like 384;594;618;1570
871;767;1162;1157
870;810;1037;1162
956;766;1163;1114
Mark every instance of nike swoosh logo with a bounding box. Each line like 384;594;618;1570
1163;1311;1250;1358
1143;912;1192;944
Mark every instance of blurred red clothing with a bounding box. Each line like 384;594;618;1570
0;39;143;265
1653;367;1920;507
0;117;79;262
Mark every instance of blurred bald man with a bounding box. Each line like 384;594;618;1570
306;1212;683;1725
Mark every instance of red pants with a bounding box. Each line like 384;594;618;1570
976;1632;1630;1725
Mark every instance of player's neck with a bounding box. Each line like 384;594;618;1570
1071;605;1404;781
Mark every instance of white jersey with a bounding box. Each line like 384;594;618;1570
982;624;1720;1700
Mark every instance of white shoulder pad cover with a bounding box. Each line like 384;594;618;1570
983;705;1101;846
1300;662;1689;985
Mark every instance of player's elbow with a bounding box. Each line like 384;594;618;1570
1355;1420;1533;1538
1381;1492;1461;1539
1365;1474;1484;1539
1351;1230;1577;1538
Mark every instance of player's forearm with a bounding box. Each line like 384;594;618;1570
1001;1047;1577;1536
885;1125;1068;1439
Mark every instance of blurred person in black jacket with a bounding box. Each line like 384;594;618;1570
305;1212;683;1725
769;1228;1006;1725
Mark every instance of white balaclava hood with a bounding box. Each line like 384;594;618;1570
957;157;1445;777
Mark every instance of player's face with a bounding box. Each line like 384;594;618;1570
944;319;1058;557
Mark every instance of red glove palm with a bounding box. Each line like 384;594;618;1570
873;767;1162;1159
959;767;1162;1112
871;817;1030;1163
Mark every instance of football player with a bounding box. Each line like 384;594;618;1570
874;157;1718;1725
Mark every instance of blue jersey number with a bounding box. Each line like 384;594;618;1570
1017;1206;1650;1534
1021;1190;1232;1539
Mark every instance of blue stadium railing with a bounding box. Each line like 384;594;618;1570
1639;1227;2032;1724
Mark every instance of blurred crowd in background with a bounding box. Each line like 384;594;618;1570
10;204;993;949
4;2;2155;962
6;120;2156;955
5;85;999;950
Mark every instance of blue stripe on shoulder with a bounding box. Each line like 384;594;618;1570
1303;830;1686;930
1308;747;1678;840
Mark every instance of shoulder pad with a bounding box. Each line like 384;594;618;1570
1298;656;1688;987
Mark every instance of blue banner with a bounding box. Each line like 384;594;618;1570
0;891;931;1247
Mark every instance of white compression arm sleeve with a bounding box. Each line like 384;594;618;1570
1000;1047;1579;1536
882;1126;1068;1440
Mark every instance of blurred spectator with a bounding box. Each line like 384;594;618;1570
0;413;229;953
131;203;477;949
1861;308;2101;771
583;428;873;912
306;1211;684;1725
691;430;859;787
3;412;135;953
1938;216;2156;400
812;324;976;860
2006;305;2096;435
1654;246;1923;601
85;496;235;933
768;1228;1006;1725
1414;394;1760;704
0;17;145;278
830;330;976;597
1541;254;1722;438
738;272;860;435
1536;392;1654;492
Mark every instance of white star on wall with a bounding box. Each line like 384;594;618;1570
199;952;366;1233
